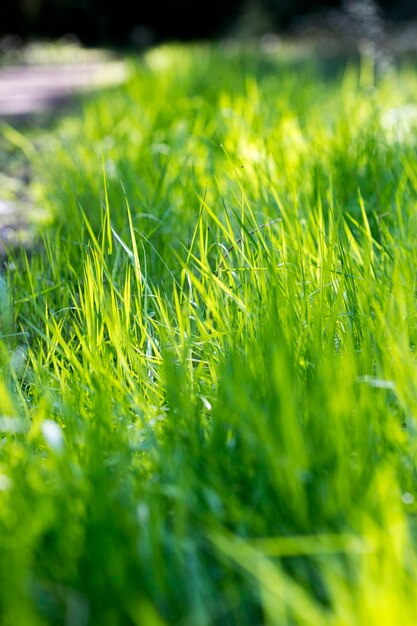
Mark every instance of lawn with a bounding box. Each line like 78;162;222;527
1;43;417;625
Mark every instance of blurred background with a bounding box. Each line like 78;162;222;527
1;0;416;49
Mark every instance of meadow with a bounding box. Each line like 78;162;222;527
1;43;417;625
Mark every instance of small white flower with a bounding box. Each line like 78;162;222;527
402;492;415;505
41;419;64;453
0;474;11;491
381;105;417;145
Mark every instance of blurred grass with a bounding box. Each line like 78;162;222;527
1;43;417;625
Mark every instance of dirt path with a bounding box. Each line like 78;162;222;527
0;50;127;252
0;60;126;117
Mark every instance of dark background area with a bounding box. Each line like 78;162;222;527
2;0;417;47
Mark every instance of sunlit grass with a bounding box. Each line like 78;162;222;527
1;44;417;625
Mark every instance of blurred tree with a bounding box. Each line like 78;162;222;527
260;0;340;27
380;0;416;19
0;0;416;46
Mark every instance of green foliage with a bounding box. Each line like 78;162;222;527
2;44;417;625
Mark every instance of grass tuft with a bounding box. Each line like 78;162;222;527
1;43;417;625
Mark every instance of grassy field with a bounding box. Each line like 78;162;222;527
2;43;417;625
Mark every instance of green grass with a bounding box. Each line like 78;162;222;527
2;43;417;625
